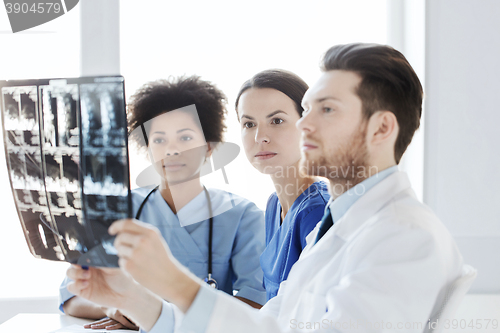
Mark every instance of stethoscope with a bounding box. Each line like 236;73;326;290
135;184;218;289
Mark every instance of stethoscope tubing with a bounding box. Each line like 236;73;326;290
135;185;217;289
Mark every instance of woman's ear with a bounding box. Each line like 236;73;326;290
206;142;214;159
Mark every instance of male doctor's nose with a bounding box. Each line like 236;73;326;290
296;111;316;133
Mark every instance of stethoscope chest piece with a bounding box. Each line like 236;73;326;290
204;273;218;289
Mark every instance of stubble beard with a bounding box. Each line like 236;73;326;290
300;124;371;196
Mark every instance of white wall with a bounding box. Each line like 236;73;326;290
0;2;80;301
424;0;500;293
386;0;426;202
80;0;120;76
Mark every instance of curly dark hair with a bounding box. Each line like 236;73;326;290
128;76;227;149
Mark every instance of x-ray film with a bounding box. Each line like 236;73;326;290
0;76;131;267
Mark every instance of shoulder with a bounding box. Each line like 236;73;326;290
208;188;256;208
208;188;264;219
131;187;155;199
288;182;329;240
295;181;330;220
131;187;156;205
381;189;445;232
361;189;461;262
265;192;279;211
300;181;330;206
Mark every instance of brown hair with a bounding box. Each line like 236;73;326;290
321;43;423;164
235;69;308;118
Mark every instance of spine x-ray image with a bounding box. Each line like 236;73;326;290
0;76;131;267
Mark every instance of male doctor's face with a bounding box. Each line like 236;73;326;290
297;70;370;191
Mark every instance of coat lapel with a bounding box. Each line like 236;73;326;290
296;172;412;265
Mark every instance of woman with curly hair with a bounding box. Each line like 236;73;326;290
59;76;265;330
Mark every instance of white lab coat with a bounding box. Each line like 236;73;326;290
198;171;464;333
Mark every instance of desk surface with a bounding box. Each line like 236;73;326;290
0;313;91;333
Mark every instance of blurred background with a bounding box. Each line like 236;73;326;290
0;0;498;325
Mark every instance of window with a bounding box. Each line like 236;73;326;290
120;0;389;209
0;6;80;298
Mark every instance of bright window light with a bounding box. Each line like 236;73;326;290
120;0;388;210
0;6;80;298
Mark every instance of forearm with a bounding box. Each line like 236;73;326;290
158;266;201;314
119;286;164;332
63;296;106;319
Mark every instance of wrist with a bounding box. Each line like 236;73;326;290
163;266;201;313
100;306;109;316
120;283;163;331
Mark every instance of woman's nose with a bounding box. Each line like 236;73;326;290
255;128;270;144
165;143;180;156
166;151;180;156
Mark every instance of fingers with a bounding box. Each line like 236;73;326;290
84;317;111;329
115;315;139;330
114;232;141;251
104;321;139;330
83;317;138;331
87;318;124;330
92;312;139;331
66;265;90;295
67;264;90;281
112;221;161;263
103;322;127;330
109;218;155;236
67;279;89;296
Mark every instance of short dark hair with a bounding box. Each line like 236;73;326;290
235;69;309;118
128;76;227;148
321;43;423;164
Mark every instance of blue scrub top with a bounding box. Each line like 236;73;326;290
260;181;329;301
59;187;266;310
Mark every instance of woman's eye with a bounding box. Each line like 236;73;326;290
152;137;164;144
180;136;192;141
323;107;334;113
243;122;255;129
271;118;284;125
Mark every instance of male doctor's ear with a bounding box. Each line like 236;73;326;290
366;111;399;161
367;111;399;144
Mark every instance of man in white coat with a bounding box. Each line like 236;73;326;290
67;43;464;333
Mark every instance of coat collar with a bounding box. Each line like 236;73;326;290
330;171;413;243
